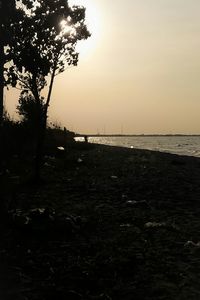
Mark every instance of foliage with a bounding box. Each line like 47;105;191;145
17;92;45;130
0;0;27;125
9;0;90;98
0;0;18;46
1;0;24;84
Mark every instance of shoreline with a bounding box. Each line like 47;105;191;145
76;134;200;137
87;135;200;159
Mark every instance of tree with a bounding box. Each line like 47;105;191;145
0;0;26;175
0;0;22;125
10;0;90;180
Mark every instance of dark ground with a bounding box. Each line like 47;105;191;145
1;142;200;299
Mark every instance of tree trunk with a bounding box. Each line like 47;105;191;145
31;76;44;182
32;64;56;183
34;112;46;182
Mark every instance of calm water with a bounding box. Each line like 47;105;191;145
87;136;200;158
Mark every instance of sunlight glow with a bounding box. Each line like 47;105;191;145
68;0;101;58
59;19;76;37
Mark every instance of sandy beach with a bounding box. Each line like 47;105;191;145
1;143;200;299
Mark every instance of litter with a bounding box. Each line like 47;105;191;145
145;222;166;228
57;146;65;151
184;241;200;248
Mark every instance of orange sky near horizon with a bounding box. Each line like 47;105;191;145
5;0;200;134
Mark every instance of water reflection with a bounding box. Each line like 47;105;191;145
88;136;200;157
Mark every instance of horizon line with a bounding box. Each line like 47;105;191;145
75;133;200;137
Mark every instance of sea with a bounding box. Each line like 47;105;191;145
84;136;200;158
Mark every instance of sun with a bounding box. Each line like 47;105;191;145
68;0;101;58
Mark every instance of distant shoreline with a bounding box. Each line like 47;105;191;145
75;134;200;137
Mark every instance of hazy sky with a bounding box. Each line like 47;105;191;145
5;0;200;134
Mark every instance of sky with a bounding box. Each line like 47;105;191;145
5;0;200;134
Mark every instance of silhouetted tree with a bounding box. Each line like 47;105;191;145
10;0;90;180
0;1;26;176
0;0;24;125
